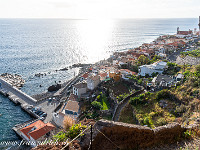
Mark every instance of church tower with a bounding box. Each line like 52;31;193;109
177;27;179;34
198;16;200;30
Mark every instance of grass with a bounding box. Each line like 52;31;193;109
101;94;110;110
129;92;177;128
119;103;136;124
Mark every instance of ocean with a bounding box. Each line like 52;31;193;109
0;18;198;148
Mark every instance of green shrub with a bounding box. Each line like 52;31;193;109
156;118;167;126
53;131;67;142
155;89;170;100
183;130;192;139
91;101;103;110
97;95;101;100
66;123;87;139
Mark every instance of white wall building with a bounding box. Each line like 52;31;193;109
138;61;168;76
73;82;87;98
87;74;100;90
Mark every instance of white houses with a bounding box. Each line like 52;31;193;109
138;61;168;76
87;74;100;90
73;82;87;98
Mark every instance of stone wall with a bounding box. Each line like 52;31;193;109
176;55;200;65
81;119;186;150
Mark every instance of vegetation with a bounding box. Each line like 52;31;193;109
116;93;129;102
53;123;87;142
91;101;103;110
67;123;87;139
180;49;200;57
91;92;110;110
63;116;75;130
129;91;176;128
119;103;137;124
137;55;149;65
149;55;162;64
164;62;181;75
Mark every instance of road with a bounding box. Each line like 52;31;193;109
167;48;184;62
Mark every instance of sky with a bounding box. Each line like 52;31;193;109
0;0;200;19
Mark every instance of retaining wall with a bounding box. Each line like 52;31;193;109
81;119;186;150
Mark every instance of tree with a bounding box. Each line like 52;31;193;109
137;55;149;65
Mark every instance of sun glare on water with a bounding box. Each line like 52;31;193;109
75;19;115;63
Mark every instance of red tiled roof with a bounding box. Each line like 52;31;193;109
177;31;192;35
29;123;55;140
99;73;107;78
120;69;137;75
81;73;88;79
20;120;55;140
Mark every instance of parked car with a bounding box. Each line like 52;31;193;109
35;110;42;115
40;113;47;118
39;117;45;121
38;111;44;116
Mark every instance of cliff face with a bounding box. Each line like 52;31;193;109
176;55;200;65
81;119;186;150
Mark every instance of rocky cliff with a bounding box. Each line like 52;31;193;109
176;55;200;65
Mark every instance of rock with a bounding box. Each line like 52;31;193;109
48;84;61;92
176;55;200;65
59;67;68;71
0;73;25;89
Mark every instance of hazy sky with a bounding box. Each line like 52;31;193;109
0;0;200;19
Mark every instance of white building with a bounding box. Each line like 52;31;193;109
87;74;100;90
53;94;79;127
73;82;87;98
138;61;168;76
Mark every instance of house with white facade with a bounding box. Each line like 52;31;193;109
53;94;79;127
20;120;55;147
138;61;168;76
73;82;87;98
87;74;100;90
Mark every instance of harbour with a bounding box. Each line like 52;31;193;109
0;70;83;146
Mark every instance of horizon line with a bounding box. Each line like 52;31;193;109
0;17;198;20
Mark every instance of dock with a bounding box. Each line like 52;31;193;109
0;77;37;105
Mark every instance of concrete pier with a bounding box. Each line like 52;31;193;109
0;77;37;105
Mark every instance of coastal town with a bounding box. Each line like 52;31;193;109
0;23;200;149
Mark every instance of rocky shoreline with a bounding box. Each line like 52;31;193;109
0;73;25;89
